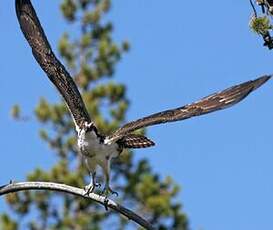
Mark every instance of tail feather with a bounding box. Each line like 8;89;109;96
118;134;155;149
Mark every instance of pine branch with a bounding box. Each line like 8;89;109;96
0;181;155;230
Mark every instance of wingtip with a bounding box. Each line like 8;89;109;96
15;0;21;16
150;140;156;147
252;75;271;91
15;0;24;10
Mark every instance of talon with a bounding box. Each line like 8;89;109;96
100;187;119;197
84;184;94;195
108;186;118;196
111;190;118;197
95;182;101;188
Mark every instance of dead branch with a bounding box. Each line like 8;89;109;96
0;181;155;230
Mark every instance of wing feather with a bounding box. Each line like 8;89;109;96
117;134;155;149
107;75;271;143
15;0;91;130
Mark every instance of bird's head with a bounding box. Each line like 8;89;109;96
84;122;97;133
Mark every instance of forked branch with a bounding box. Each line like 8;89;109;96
0;181;155;230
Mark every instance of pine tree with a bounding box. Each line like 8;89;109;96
1;1;188;229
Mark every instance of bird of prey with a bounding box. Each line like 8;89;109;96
16;0;271;196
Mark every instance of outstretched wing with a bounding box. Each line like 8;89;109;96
106;75;271;143
15;0;91;130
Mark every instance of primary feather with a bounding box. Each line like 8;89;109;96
15;0;91;131
106;75;271;143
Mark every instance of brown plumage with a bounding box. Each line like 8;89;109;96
118;134;155;149
106;75;271;144
16;0;271;148
15;0;91;130
16;0;271;196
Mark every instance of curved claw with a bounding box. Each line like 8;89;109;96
84;184;95;196
109;189;118;197
84;181;102;196
100;186;119;197
95;182;101;188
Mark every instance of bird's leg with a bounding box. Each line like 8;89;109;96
100;159;118;197
102;171;118;197
92;171;101;188
84;171;101;195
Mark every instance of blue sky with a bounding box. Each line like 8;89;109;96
1;1;273;229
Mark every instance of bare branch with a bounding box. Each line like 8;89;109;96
0;181;155;230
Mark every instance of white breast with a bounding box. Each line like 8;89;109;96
78;129;119;160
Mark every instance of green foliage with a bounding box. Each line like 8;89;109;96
2;1;188;229
10;104;21;120
249;16;273;35
0;214;17;230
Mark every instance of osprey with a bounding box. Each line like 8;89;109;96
16;0;271;196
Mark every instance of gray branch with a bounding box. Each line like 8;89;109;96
0;181;155;230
